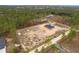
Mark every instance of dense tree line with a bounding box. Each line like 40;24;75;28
0;8;51;34
0;7;79;35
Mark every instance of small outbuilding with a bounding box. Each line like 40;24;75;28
46;14;55;29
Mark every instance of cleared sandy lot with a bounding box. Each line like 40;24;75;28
16;22;67;51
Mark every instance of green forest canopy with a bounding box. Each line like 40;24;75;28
0;7;79;35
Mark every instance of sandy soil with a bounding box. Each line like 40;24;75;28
58;32;79;53
16;23;64;51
